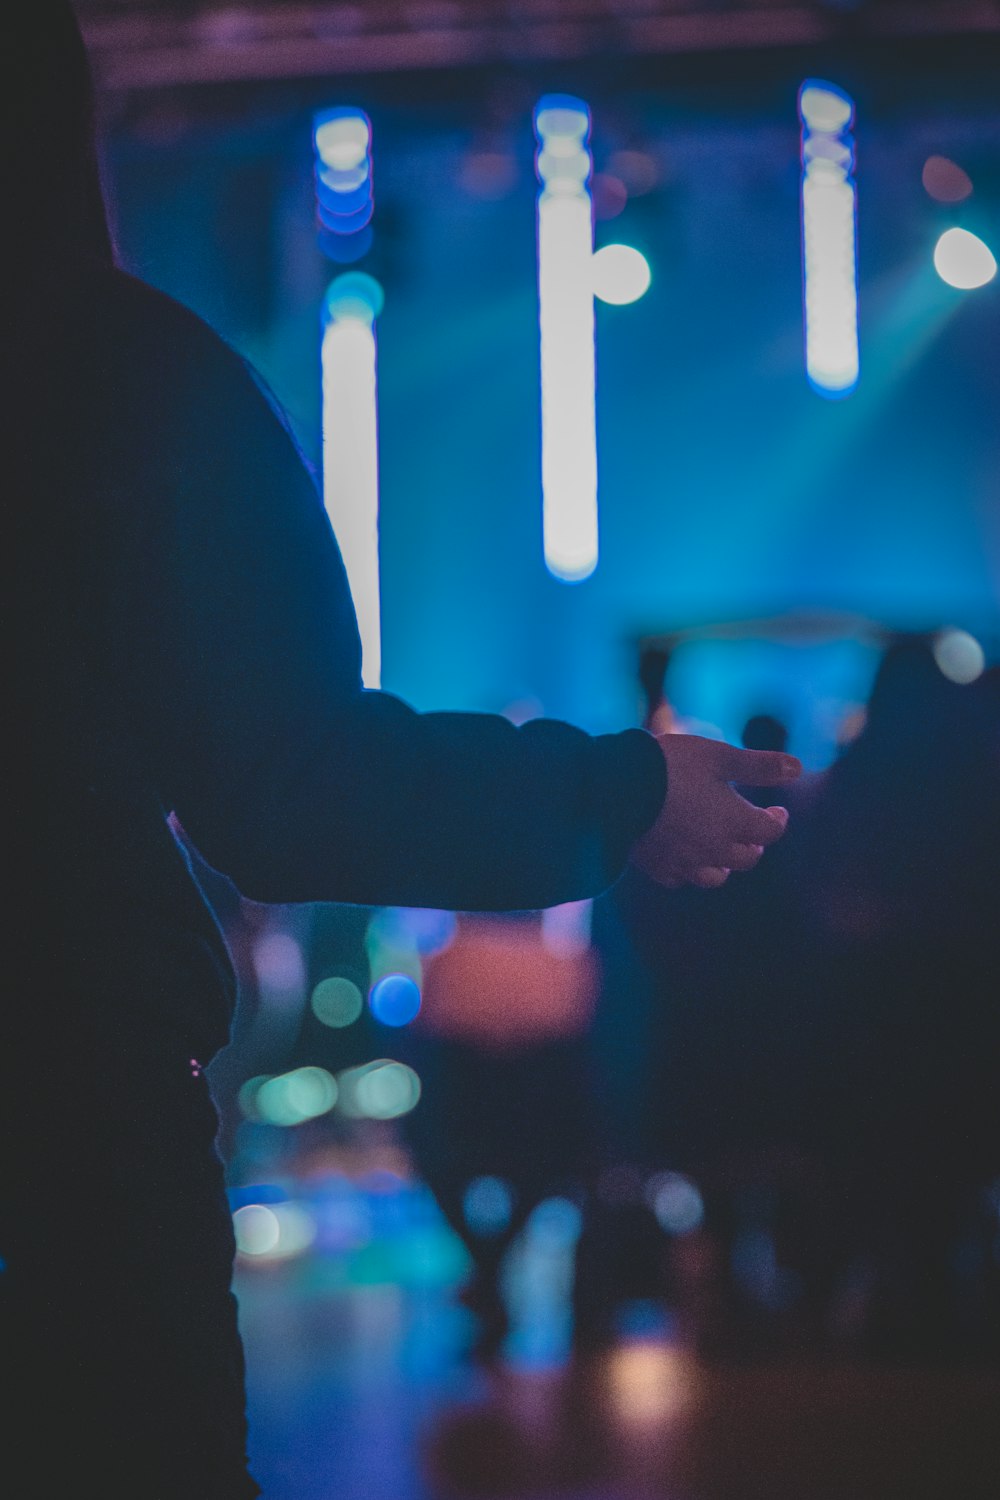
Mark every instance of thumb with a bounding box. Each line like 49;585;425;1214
716;744;802;786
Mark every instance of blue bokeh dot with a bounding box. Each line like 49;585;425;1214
369;973;422;1027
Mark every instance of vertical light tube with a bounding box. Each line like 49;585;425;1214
535;95;598;582
799;81;860;397
313;107;374;262
322;275;384;688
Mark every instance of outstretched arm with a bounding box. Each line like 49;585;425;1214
95;277;796;910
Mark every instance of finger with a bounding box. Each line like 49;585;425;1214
715;744;801;786
689;866;731;889
735;802;789;846
725;843;765;873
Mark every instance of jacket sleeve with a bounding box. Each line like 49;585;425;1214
100;281;667;910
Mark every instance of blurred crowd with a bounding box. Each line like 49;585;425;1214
592;636;1000;1363
214;634;1000;1369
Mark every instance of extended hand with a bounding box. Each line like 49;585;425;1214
630;733;801;889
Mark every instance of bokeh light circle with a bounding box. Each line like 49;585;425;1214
647;1172;705;1235
255;1067;337;1126
252;932;304;990
534;98;590;144
314;111;371;172
463;1176;514;1237
933;228;997;290
798;82;853;134
233;1202;317;1261
592;172;628;220
237;1074;271;1120
526;1196;583;1249
323;270;385;323
460;150;518;200
592;244;651;305
233;1204;280;1256
312;976;364;1028
933;628;985;684
320;226;374;264
268;1202;317;1260
355;1061;421;1119
921;155;973;204
607;149;659;195
369;973;422;1027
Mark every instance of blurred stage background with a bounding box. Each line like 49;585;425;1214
76;3;999;1496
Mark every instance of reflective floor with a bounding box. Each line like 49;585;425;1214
236;1171;1000;1500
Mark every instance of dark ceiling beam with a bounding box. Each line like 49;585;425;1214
78;1;1000;90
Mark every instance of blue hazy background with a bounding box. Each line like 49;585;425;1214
105;52;1000;766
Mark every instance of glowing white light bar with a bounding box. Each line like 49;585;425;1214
799;81;859;397
535;95;598;582
322;274;384;688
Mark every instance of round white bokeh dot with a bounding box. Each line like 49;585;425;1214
592;244;651;305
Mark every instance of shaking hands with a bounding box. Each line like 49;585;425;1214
630;733;801;889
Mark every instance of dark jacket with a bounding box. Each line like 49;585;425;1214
8;270;665;1062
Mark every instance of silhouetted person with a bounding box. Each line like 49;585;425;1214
2;7;797;1494
743;713;789;754
780;636;1000;1360
740;714;792;812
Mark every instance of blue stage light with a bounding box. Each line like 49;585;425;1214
798;80;860;397
320;226;375;264
317;160;370;194
369;972;422;1027
317;197;375;238
322;273;384;687
534;94;599;582
316;178;375;222
526;1196;583;1249
464;1176;514;1236
314;108;371;172
314;108;373;257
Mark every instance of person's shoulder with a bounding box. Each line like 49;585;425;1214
68;268;272;438
78;267;239;370
68;268;313;476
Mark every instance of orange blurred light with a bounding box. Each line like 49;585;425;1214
608;149;660;195
419;916;599;1048
592;172;628;220
921;155;973;203
459;150;518;200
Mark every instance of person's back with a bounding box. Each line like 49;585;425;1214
5;260;272;1492
3;9;799;1493
9;272;239;1058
